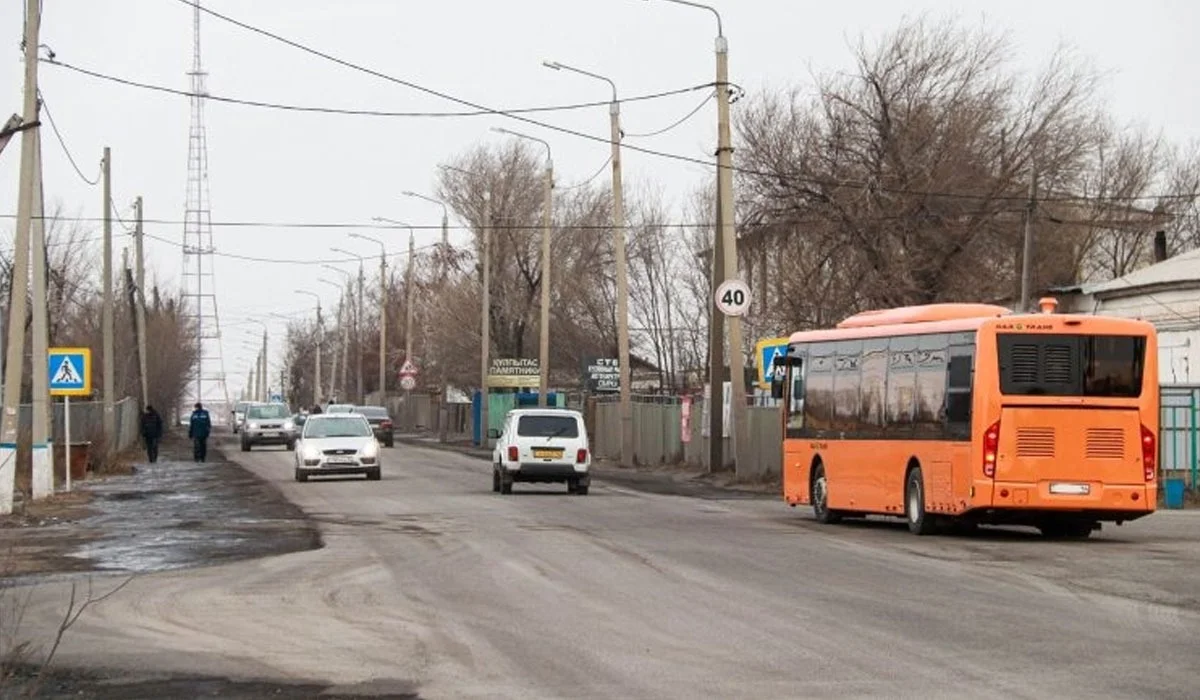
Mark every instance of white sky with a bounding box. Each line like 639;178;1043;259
1;0;1196;394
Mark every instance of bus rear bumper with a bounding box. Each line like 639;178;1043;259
972;479;1156;523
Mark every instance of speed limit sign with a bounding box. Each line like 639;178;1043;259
714;278;752;317
400;375;416;391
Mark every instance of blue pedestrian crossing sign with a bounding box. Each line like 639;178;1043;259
270;392;282;403
48;347;91;396
755;337;790;389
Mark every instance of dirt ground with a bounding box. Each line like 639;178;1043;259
0;433;320;582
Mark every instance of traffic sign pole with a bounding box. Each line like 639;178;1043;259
64;396;71;492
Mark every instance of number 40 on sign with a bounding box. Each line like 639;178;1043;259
714;279;752;317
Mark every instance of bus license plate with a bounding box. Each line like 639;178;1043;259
1050;483;1090;495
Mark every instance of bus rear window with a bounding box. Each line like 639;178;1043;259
998;334;1145;397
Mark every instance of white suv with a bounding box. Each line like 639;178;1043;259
490;409;591;495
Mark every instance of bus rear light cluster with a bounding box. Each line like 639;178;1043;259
1141;425;1156;482
982;421;1000;478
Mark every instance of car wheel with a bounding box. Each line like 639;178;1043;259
241;439;250;452
385;440;394;448
492;468;501;493
366;468;381;481
286;441;296;452
499;472;513;495
294;468;307;483
576;485;589;496
567;480;578;494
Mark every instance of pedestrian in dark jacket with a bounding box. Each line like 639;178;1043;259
187;402;212;462
140;405;164;463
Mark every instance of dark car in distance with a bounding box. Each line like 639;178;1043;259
354;405;394;447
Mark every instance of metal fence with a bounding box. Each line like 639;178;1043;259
1161;385;1200;488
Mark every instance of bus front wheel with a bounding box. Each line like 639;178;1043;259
811;462;842;525
905;466;937;536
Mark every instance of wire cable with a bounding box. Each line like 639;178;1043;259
38;93;100;186
559;156;612;190
624;91;715;138
46;59;714;120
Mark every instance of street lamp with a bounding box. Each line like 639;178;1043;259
438;164;492;446
295;289;323;406
323;264;357;405
647;0;747;475
491;126;554;407
370;218;417;382
402;190;453;442
244;319;269;402
543;58;633;467
318;277;347;402
348;233;387;402
330;249;366;404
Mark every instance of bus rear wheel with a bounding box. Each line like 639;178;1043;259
1039;520;1095;539
905;466;937;536
811;462;842;525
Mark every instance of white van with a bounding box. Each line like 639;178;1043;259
490;409;591;495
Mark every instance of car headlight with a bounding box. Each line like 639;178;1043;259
283;420;295;431
360;441;379;459
302;444;321;460
248;422;259;430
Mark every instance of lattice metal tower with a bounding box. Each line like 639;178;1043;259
180;1;230;417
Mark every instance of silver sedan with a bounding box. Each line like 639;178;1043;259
293;414;382;482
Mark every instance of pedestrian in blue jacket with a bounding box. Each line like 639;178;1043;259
187;402;212;463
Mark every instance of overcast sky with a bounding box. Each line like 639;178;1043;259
1;0;1196;399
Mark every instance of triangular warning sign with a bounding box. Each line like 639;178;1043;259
52;357;81;385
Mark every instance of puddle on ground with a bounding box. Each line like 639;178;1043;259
61;452;321;576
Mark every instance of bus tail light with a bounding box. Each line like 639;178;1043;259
1141;425;1156;481
983;421;1000;478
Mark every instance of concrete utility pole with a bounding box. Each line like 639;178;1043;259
714;17;751;478
1019;169;1039;313
30;96;51;499
404;231;415;379
493;128;553;406
543;59;634;466
318;278;342;401
247;368;255;403
101;147;115;458
134;197;149;409
480;193;491;446
350;234;388;402
329;250;367;404
260;329;268;401
402;190;451;442
297;290;322;405
124;251;144;415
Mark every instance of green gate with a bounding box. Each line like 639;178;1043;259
1161;386;1200;489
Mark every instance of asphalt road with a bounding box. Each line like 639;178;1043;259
12;437;1200;699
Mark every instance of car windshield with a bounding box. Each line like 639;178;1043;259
327;404;355;414
248;404;291;419
304;416;372;439
356;407;389;419
234;402;249;413
517;414;580;438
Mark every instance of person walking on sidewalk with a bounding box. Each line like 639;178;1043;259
188;402;212;463
140;404;164;463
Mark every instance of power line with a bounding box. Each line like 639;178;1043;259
624;91;715;138
559;156;612;190
141;230;446;266
46;59;713;120
173;0;1200;205
38;93;100;186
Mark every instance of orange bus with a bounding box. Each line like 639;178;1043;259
772;298;1159;538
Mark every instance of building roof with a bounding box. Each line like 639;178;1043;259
1056;248;1200;299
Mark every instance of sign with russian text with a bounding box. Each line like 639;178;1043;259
584;357;619;393
488;358;540;388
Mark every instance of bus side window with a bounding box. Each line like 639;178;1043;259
886;336;918;436
945;341;975;440
787;348;806;433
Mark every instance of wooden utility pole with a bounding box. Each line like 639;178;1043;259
134;197;149;409
101;147;115;456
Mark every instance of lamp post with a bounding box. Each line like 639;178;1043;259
491;127;553;407
649;0;747;475
544;59;633;467
402;190;452;442
295;290;323;406
330;249;366;404
323;264;356;404
349;233;387;403
245;320;269;402
440;164;492;445
318;277;346;403
371;218;417;375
